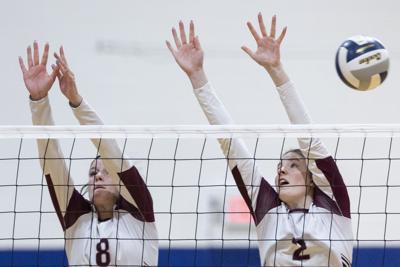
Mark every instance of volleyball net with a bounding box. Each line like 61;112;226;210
0;125;399;266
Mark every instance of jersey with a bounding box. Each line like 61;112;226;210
193;81;353;267
30;97;158;267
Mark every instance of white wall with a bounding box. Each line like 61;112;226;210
1;0;399;125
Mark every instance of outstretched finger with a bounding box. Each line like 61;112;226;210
54;52;61;63
33;41;39;65
277;26;287;45
247;22;261;44
179;21;187;45
18;56;27;74
189;20;195;44
55;57;68;74
54;52;68;67
41;43;49;66
241;45;256;60
50;64;60;81
172;27;182;48
270;15;277;38
165;40;176;56
60;46;69;66
27;46;33;68
54;51;64;65
193;36;202;50
258;12;267;37
57;62;67;75
51;64;62;80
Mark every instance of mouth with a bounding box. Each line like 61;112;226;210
279;178;290;186
94;185;106;191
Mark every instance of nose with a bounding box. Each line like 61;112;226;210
278;166;287;175
95;172;103;182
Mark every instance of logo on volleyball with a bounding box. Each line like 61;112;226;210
335;35;389;91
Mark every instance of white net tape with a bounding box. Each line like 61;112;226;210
2;124;400;138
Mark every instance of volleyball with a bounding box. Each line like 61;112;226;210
335;35;389;91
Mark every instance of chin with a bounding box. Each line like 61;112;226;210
279;190;305;205
93;190;116;206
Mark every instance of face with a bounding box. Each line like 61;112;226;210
88;159;118;207
275;151;313;207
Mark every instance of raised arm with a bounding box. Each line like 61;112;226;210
167;21;278;222
242;13;327;155
53;48;154;220
19;42;77;228
243;13;350;217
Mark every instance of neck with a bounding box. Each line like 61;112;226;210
95;204;115;221
286;194;313;210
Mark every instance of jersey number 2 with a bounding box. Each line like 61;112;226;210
96;238;111;266
292;238;310;261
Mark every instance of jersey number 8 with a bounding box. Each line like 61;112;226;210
96;238;111;266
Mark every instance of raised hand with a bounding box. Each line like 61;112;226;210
166;20;208;88
19;41;59;100
242;13;287;70
53;47;82;107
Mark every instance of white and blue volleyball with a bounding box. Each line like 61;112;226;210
335;36;389;91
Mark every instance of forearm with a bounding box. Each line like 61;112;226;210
275;78;330;158
276;81;312;125
71;99;131;172
30;97;74;211
68;94;83;108
193;83;263;200
188;69;208;90
30;97;66;166
30;96;55;126
265;64;290;87
193;83;234;125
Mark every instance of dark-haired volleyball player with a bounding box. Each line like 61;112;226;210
19;42;158;266
167;14;353;267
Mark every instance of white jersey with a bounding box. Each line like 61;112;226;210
30;97;158;267
194;82;353;267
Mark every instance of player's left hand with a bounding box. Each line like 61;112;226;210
242;13;287;70
166;20;204;77
53;47;82;107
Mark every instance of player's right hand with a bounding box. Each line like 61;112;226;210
18;41;59;101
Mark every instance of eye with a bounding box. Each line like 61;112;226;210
89;170;97;176
290;162;298;168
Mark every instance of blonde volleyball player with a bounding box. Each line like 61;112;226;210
167;14;353;267
18;42;158;266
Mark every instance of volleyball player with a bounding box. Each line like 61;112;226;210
167;14;353;267
18;42;158;266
